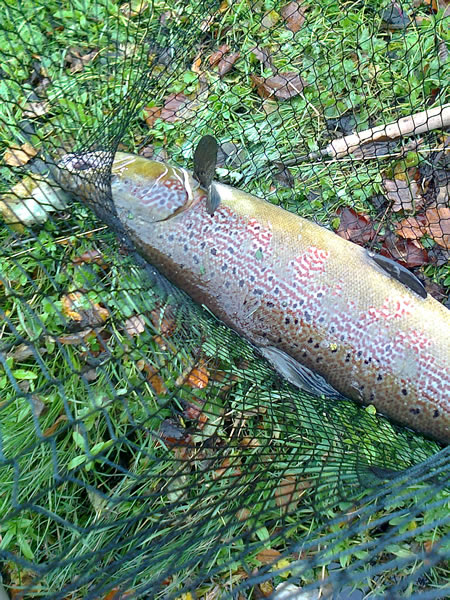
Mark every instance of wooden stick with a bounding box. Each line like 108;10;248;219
284;104;450;165
325;104;450;159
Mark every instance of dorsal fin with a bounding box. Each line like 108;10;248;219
368;251;427;299
193;135;220;215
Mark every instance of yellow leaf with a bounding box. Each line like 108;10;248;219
4;143;38;166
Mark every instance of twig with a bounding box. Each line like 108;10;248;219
285;104;450;165
9;225;108;259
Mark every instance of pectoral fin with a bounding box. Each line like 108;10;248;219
368;251;427;299
258;345;345;400
193;135;221;215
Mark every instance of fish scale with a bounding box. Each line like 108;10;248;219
58;152;450;444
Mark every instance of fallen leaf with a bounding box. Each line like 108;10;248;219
142;363;167;395
191;54;202;73
159;419;191;446
65;47;99;74
423;207;450;249
186;360;209;389
383;178;423;212
259;581;274;597
43;414;68;437
183;398;207;426
143;105;162;127
251;72;307;100
72;249;106;266
4;143;38;166
160;93;192;122
22;101;51;119
250;46;275;70
120;0;149;18
57;329;94;344
256;548;282;564
8;343;35;361
124;314;146;337
380;236;428;268
261;9;280;28
218;51;240;77
395;216;426;240
240;437;260;448
281;2;306;33
336;207;375;245
61;292;109;325
30;395;47;418
235;507;251;521
382;1;410;29
209;44;230;67
275;476;310;513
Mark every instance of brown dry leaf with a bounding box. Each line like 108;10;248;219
159;419;191;446
43;414;68;437
8;343;35;361
186;360;209;389
381;236;429;268
251;46;274;70
142;363;167;395
160;93;192;122
218;51;240;77
256;548;282;565
395;216;426;240
61;292;109;325
72;249;106;266
383;178;423;212
57;329;94;344
240;437;260;448
423;207;450;249
183;399;207;426
31;395;47;417
23;101;51;119
251;72;307;100
275;476;310;513
124;315;146;337
121;0;149;18
150;307;176;337
336;207;375;245
65;47;99;74
259;581;274;597
4;143;38;166
143;105;162;127
235;507;251;521
281;1;306;32
191;54;202;73
209;44;230;67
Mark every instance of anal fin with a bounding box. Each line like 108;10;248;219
258;345;345;400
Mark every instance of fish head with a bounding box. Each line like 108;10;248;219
57;151;204;224
56;151;112;199
109;152;205;224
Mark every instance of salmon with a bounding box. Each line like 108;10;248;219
57;150;450;444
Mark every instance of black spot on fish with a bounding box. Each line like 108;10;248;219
294;319;299;325
250;275;255;282
232;267;237;275
316;357;323;363
377;374;383;381
200;241;206;249
268;276;273;281
281;301;287;307
317;292;323;298
314;343;320;349
193;256;199;264
345;354;351;363
402;388;408;396
274;287;280;295
225;281;230;288
357;351;362;358
410;407;420;414
299;299;304;306
184;244;188;253
243;299;247;305
370;393;375;401
302;351;307;357
266;301;274;308
168;234;174;241
304;312;311;322
211;248;217;255
319;317;325;323
340;334;345;341
221;264;228;272
277;337;282;343
228;246;234;254
239;279;245;287
308;338;313;344
285;317;290;324
254;289;263;295
433;410;439;418
331;347;338;353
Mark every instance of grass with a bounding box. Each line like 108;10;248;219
0;0;449;598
